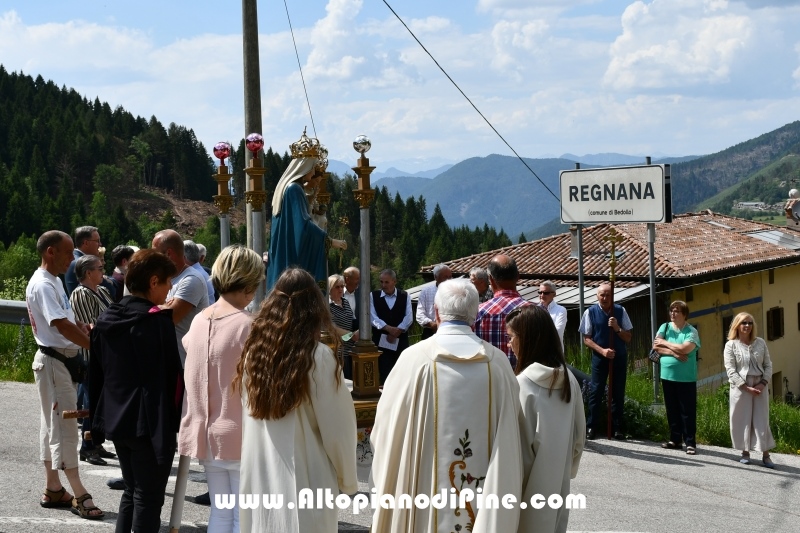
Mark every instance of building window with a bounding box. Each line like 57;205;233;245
722;278;730;294
769;269;774;284
685;286;693;302
767;307;784;341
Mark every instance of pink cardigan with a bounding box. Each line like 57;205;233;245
178;309;252;461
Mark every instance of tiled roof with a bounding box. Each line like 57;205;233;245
422;212;800;281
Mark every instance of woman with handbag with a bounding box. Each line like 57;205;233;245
723;312;776;468
69;254;115;466
652;300;700;455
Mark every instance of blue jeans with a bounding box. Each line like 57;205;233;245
587;352;627;432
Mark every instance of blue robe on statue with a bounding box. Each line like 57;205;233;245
267;182;327;289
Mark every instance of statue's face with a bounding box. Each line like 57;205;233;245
304;170;321;190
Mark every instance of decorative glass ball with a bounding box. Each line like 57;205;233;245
246;133;264;154
353;135;371;154
213;142;231;164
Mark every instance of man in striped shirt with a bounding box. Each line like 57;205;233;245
473;254;530;368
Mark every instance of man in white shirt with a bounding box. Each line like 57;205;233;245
27;230;103;518
183;240;215;304
152;230;209;367
539;281;567;349
343;266;360;328
371;279;522;532
415;264;452;339
370;269;413;384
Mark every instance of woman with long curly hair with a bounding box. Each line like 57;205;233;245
235;267;357;533
508;305;585;533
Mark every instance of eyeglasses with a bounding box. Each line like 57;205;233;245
538;291;554;295
669;309;682;314
92;266;105;271
333;284;345;288
86;239;102;245
740;321;754;326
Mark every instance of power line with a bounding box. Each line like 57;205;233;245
283;0;317;138
380;0;560;202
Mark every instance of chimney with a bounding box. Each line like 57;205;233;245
569;225;579;259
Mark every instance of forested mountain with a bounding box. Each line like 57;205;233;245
669;121;800;213
0;66;510;289
0;66;215;247
698;154;800;214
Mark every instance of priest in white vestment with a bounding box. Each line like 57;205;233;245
370;279;522;533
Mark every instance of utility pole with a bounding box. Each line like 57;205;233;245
243;0;263;250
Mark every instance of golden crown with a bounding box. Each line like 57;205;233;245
290;127;328;172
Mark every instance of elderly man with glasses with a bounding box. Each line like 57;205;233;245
538;281;567;349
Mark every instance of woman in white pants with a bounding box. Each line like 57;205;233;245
723;312;775;468
179;246;264;532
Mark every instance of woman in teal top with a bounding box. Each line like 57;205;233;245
652;300;701;454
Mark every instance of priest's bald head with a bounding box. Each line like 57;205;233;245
434;278;479;325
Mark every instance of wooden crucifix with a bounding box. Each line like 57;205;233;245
603;226;624;439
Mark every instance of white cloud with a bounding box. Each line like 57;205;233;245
604;0;752;89
2;0;800;172
794;42;800;88
490;19;549;70
305;0;366;81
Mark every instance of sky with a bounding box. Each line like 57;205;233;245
2;0;800;172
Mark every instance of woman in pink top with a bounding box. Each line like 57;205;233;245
179;245;264;533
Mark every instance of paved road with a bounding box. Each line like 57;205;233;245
2;381;799;532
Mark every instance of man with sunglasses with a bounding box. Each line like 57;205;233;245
538;281;567;349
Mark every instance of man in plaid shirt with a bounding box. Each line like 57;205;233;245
473;254;530;367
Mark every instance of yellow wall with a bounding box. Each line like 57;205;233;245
759;264;800;402
670;264;800;401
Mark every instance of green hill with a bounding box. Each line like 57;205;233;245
669;121;800;213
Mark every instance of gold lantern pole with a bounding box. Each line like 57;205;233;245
212;142;234;248
350;135;381;400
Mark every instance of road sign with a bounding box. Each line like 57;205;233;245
560;164;671;224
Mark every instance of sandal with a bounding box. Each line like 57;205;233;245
740;452;751;465
661;441;681;450
70;493;104;520
40;487;73;508
686;446;697;455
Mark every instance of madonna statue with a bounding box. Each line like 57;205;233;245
266;131;346;290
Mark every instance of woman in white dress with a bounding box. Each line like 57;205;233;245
723;312;776;468
507;305;585;533
234;267;358;533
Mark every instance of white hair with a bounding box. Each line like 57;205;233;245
434;279;479;324
197;243;207;258
540;280;557;293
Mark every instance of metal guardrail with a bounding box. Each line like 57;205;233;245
0;299;29;326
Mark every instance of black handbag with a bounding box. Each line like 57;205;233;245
648;322;670;364
39;345;86;383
